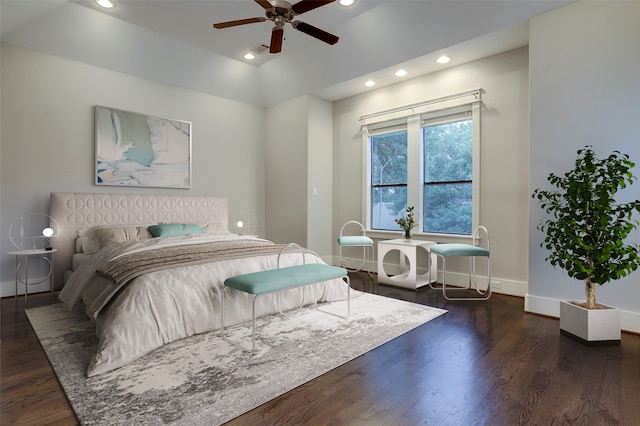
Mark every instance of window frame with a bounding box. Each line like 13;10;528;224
366;120;408;232
363;101;481;239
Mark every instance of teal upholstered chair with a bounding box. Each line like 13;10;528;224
429;225;491;300
337;221;374;276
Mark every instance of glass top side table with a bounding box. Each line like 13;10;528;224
6;249;57;304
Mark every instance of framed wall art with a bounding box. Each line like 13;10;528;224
95;106;192;188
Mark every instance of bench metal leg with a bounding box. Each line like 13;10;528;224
316;276;350;319
220;286;259;352
220;276;351;353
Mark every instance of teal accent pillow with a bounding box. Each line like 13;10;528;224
148;223;206;237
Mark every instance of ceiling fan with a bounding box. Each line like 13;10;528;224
213;0;339;54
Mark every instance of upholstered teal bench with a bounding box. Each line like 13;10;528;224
221;244;350;351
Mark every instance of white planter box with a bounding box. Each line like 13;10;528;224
559;300;621;345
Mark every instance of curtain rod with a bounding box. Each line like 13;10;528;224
359;88;482;122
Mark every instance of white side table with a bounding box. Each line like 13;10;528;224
6;249;57;303
377;239;437;289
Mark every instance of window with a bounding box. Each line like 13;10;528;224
423;112;473;234
364;99;480;236
370;129;407;230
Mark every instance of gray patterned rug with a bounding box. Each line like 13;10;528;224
26;292;446;425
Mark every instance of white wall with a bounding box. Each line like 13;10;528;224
265;95;334;260
265;96;308;247
307;96;334;260
527;1;640;332
0;43;266;294
332;47;531;296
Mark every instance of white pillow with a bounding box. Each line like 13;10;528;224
199;222;231;235
78;227;101;254
79;225;153;254
94;226;152;247
78;222;230;254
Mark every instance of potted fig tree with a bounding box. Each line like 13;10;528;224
532;146;640;345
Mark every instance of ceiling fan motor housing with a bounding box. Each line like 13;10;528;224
266;3;295;22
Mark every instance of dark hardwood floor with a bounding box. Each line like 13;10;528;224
2;272;639;425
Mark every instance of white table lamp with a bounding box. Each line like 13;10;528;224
234;211;256;235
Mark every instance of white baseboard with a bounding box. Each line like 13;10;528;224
331;255;527;297
432;271;527;298
1;277;51;298
332;255;377;275
525;293;640;334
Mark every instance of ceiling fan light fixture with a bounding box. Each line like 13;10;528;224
96;0;115;9
436;55;451;64
274;15;286;29
243;52;256;60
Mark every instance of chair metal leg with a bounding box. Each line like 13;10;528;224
339;244;373;276
364;245;374;277
429;254;492;300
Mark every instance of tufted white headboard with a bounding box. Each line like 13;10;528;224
49;192;228;289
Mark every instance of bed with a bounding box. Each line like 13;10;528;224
50;192;350;376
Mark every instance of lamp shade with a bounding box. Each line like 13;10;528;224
10;213;59;249
234;211;257;235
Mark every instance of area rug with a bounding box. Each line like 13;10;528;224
26;292;446;425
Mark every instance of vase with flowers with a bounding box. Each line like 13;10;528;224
395;206;416;240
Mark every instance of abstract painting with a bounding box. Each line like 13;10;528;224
95;106;191;188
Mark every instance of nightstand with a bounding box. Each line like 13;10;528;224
6;249;57;303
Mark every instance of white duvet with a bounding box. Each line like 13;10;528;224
59;234;350;376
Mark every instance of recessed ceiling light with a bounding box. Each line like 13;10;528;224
96;0;115;9
436;55;451;64
243;52;256;60
395;69;408;77
339;0;355;6
364;80;376;87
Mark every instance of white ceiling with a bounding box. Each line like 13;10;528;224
0;0;571;107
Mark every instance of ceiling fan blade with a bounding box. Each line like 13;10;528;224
270;28;284;53
255;0;273;10
293;21;339;45
213;17;266;29
291;0;336;15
